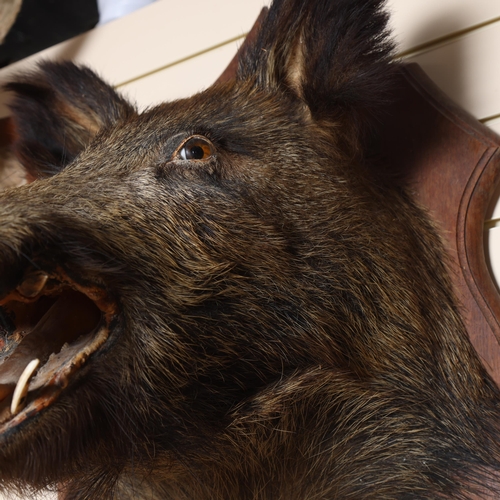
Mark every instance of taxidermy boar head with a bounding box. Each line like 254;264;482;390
0;0;499;498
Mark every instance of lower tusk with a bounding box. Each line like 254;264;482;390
11;359;40;415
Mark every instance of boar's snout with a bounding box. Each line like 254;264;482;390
0;188;119;436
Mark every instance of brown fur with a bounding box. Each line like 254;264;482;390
0;0;499;498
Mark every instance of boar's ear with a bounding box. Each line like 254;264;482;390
237;0;394;133
5;61;136;180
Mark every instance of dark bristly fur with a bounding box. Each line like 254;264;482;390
0;0;499;498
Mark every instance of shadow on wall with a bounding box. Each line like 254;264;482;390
401;14;468;117
403;13;500;295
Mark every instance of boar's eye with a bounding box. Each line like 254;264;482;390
176;136;215;161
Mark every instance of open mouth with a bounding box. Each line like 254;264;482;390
0;267;117;434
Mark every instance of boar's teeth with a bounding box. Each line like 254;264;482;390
10;359;40;415
17;271;49;298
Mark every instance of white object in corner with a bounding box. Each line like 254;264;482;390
97;0;157;25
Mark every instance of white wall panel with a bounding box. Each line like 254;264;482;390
118;39;241;108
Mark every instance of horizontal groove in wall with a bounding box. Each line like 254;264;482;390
485;219;500;230
481;114;500;124
115;34;246;89
114;17;500;98
397;16;500;59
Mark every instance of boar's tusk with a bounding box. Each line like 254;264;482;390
10;359;39;415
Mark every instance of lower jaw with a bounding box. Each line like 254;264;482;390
0;321;110;436
0;371;116;487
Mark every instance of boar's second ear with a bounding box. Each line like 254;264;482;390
237;0;394;136
5;61;136;180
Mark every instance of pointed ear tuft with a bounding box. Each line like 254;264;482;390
237;0;395;132
4;61;136;180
